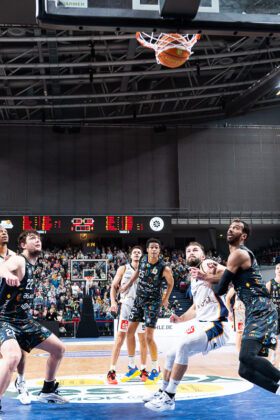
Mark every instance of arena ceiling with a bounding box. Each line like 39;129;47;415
0;4;280;126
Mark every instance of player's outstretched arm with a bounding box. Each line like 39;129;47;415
213;249;250;296
0;255;25;286
110;265;126;313
170;303;196;323
162;266;174;309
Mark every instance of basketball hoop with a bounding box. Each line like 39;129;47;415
136;32;200;68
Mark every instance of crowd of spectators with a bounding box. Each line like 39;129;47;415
255;242;280;265
30;245;228;332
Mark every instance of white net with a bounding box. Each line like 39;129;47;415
136;32;200;65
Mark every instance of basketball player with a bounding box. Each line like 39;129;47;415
198;219;280;395
120;238;174;384
0;226;30;405
144;242;230;412
266;264;280;367
226;286;245;351
107;246;148;384
0;230;68;411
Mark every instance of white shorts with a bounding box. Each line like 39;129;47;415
118;300;145;334
234;309;245;333
184;319;230;355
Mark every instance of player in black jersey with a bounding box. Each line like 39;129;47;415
192;219;280;395
266;264;280;367
120;238;174;384
0;230;68;410
0;226;30;405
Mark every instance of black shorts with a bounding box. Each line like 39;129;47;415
0;316;51;352
129;297;161;329
243;298;278;356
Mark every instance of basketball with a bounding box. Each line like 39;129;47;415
157;34;190;68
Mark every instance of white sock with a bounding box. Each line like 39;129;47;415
161;379;169;391
276;386;280;395
110;365;116;371
165;378;180;395
277;379;280;385
151;360;159;371
17;374;24;383
128;356;135;367
141;365;146;371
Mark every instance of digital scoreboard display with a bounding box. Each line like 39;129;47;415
0;216;171;235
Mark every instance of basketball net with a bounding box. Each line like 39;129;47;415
85;275;94;295
136;32;200;65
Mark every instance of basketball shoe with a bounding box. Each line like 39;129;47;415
37;382;69;404
15;378;31;405
139;368;149;382
120;366;140;382
145;391;175;412
107;370;118;385
142;389;163;402
145;368;162;385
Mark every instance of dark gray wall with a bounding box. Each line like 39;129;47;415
0;126;178;213
178;127;280;213
0;125;279;214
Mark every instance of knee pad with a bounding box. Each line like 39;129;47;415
165;348;176;371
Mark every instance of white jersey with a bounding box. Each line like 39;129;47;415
119;263;138;303
0;249;15;284
190;263;228;322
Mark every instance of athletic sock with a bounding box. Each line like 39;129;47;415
110;365;116;371
17;374;25;383
161;379;169;391
276;386;280;395
165;378;180;395
140;365;146;371
41;380;55;393
128;356;135;367
151;360;159;371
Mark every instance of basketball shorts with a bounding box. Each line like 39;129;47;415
0;316;51;352
118;299;145;333
129;297;161;329
242;298;278;355
234;308;245;333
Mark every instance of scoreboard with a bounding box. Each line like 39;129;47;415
0;216;171;235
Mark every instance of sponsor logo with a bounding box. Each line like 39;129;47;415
120;320;128;331
6;374;253;403
187;326;195;334
149;217;164;232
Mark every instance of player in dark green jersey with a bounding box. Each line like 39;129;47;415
120;238;174;384
0;230;68;411
191;219;280;395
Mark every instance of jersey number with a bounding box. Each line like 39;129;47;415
26;279;33;290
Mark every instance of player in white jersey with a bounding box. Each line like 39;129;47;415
144;242;230;412
107;246;147;384
226;287;245;351
0;226;31;405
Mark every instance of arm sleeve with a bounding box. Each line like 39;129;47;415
212;269;235;296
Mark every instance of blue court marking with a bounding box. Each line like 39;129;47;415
61;337;114;343
2;386;280;420
35;350;141;358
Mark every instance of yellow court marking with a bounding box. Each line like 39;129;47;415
36;379;105;386
145;383;223;393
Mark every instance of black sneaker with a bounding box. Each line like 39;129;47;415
37;382;68;404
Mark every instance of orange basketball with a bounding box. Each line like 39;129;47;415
157;34;190;68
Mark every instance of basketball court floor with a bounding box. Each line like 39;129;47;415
2;336;280;420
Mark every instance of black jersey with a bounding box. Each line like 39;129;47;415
0;255;35;320
136;255;166;303
232;245;270;307
269;278;280;314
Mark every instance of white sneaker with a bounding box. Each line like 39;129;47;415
15;379;31;405
37;382;69;405
142;389;163;403
145;391;175;412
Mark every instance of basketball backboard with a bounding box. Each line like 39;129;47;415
37;0;280;36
